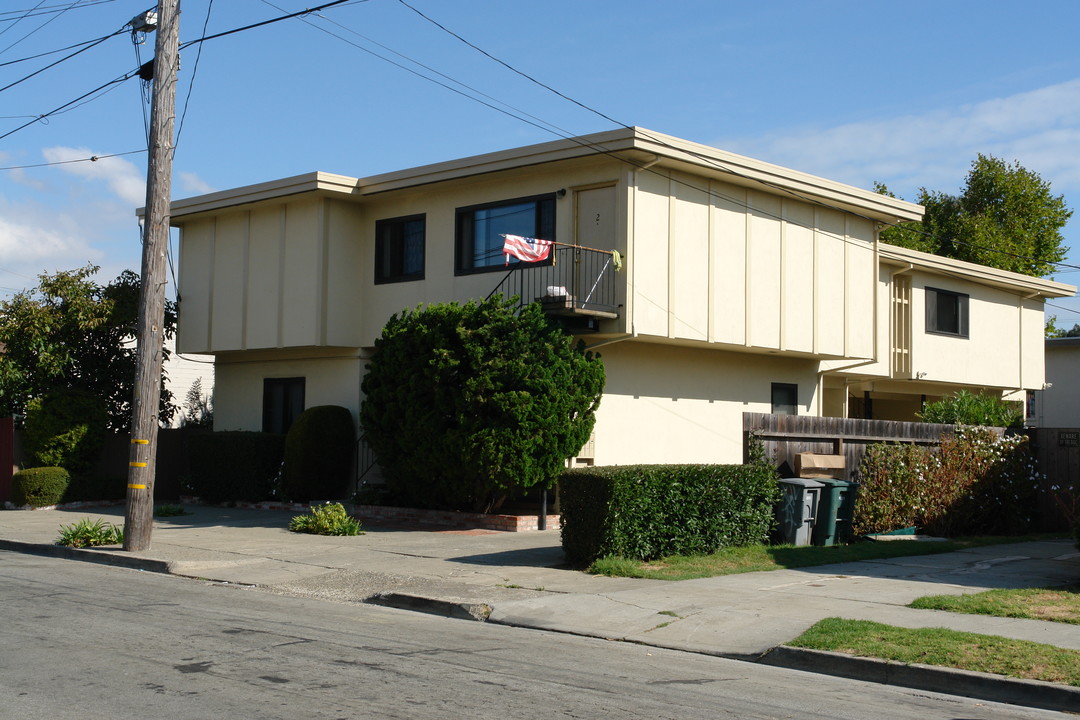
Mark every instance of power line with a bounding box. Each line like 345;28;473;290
0;148;145;171
398;0;1079;281
0;66;138;141
0;1;115;22
0;24;126;94
175;0;215;147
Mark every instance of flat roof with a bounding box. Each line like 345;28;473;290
168;127;923;224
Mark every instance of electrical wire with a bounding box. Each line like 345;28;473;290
0;24;126;94
0;0;89;56
397;0;1080;280
0;1;114;22
0;148;145;171
0;66;138;141
174;0;215;148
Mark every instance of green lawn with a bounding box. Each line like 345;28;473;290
789;617;1080;687
909;584;1080;624
588;535;1057;581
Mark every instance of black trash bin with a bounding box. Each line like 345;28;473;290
775;478;824;546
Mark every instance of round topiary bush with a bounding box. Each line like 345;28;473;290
283;405;355;502
12;466;71;507
23;388;108;476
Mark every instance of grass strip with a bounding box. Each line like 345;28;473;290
910;585;1080;625
588;535;1056;581
788;617;1080;687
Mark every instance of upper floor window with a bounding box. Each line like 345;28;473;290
375;214;425;284
455;194;555;274
926;287;969;338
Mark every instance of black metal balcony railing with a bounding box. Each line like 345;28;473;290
486;245;620;319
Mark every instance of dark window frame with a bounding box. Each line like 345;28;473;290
925;286;969;338
771;382;799;416
454;193;556;275
374;213;426;284
262;377;305;435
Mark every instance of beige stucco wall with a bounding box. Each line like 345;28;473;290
908;274;1044;390
629;171;876;358
591;340;820;465
1037;341;1080;427
212;350;363;432
177;197;365;354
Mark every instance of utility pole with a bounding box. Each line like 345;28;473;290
125;0;179;552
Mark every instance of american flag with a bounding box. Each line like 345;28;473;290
502;234;553;265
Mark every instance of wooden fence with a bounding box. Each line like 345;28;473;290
744;413;1074;531
1026;427;1079;530
742;412;957;482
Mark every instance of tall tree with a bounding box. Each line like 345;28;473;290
879;155;1072;277
0;265;176;430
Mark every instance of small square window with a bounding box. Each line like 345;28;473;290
455;194;555;274
375;215;425;284
771;382;798;416
926;287;969;337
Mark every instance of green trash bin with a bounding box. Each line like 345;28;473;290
811;478;860;546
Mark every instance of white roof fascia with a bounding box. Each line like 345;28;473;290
167;171;361;219
165;128;921;225
880;242;1076;299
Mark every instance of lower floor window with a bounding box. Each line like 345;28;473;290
771;382;798;415
263;377;305;434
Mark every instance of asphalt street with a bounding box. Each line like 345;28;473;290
1;552;1070;720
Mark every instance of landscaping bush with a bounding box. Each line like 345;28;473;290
23;388;108;476
185;431;284;503
919;389;1022;427
55;517;124;547
283;405;355;502
12;466;71;507
560;464;780;565
853;428;1042;537
361;297;604;513
288;502;363;536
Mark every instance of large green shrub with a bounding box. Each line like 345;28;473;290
283;405;355;502
919;390;1022;428
560;464;780;565
185;431;284;503
361;297;605;513
854;429;1042;536
12;466;71;507
23;388;108;475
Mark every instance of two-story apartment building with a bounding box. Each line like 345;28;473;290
170;127;1074;466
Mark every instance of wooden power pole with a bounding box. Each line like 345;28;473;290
125;0;180;552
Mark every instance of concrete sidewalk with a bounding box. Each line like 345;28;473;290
2;503;1078;712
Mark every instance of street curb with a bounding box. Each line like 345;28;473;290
365;592;492;622
0;539;172;574
759;646;1080;714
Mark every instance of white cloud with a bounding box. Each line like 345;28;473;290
178;171;215;197
42;146;146;207
716;78;1080;198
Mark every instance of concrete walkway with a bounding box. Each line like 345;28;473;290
2;504;1078;712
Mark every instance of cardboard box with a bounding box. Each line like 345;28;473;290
796;452;845;478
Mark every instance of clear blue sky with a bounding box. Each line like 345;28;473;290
3;0;1080;324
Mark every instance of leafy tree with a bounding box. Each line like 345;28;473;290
0;265;176;430
1044;317;1080;338
878;155;1072;277
360;297;605;513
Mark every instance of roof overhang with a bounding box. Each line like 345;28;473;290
165;127;923;225
880;243;1076;299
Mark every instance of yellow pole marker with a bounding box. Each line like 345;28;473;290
131;438;150;445
129;462;148;468
128;484;148;489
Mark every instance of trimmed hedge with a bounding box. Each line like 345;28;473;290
283;405;355;502
560;464;780;565
185;431;285;503
23;388;108;476
12;466;71;507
